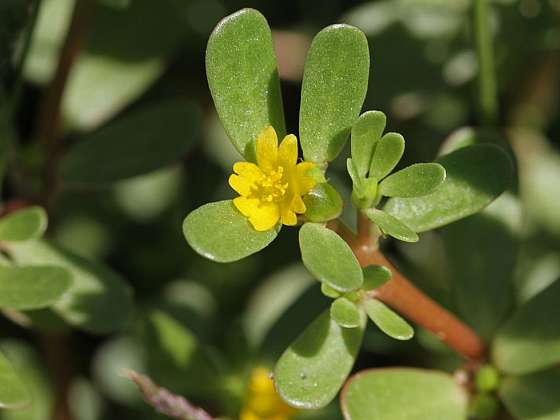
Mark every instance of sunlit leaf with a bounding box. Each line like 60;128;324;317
362;265;391;290
363;299;414;340
330;297;361;328
303;183;343;223
379;163;445;198
0;351;29;409
365;208;418;243
0;207;47;242
369;132;405;180
351;111;386;177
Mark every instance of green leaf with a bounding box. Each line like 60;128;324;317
300;24;369;163
369;133;405;180
346;158;362;189
500;369;560;420
206;8;285;160
321;283;341;299
365;208;419;243
61;99;200;185
0;351;29;409
379;163;446;198
364;298;414;340
0;266;71;310
330;298;361;328
303;183;343;222
493;279;560;375
183;200;278;263
475;365;499;392
274;310;365;409
351;111;386;177
0;207;47;242
384;144;513;232
341;369;468;420
299;223;363;292
362;265;391;290
7;240;133;334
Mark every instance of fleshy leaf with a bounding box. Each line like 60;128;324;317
61;99;200;185
341;368;468;420
206;8;285;160
0;266;72;310
384;144;512;232
365;208;419;243
500;368;560;420
0;207;47;242
351;111;386;177
493;279;560;375
274;310;365;409
330;298;361;328
300;24;369;163
369;133;405;180
299;223;363;292
303;183;343;222
379;163;445;198
362;265;392;290
364;298;414;340
0;351;29;409
183;200;278;263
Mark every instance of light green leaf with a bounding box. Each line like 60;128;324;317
300;24;369;163
303;183;343;223
330;298;361;328
351;111;386;177
321;283;341;299
0;266;71;310
362;265;392;290
379;163;446;198
384;144;512;232
274;310;365;409
341;368;468;420
183;200;278;263
206;8;285;160
365;208;419;243
364;298;414;340
347;158;362;189
500;369;560;420
7;240;133;333
0;207;47;242
493;279;560;375
61;99;200;185
369;132;405;180
0;351;29;409
299;223;363;292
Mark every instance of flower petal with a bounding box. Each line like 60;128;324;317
256;126;278;173
278;134;298;168
291;195;307;214
296;162;316;194
248;203;280;231
233;196;260;217
233;162;262;180
229;174;252;196
281;207;297;226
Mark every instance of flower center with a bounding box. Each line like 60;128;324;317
252;166;288;203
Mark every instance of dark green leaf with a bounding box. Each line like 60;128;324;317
183;200;278;263
0;207;47;242
330;298;361;328
300;24;369;163
362;265;392;290
341;369;468;420
0;351;29;409
384;144;513;232
299;223;363;292
364;298;414;340
351;111;386;177
206;8;285;160
369;132;405;180
303;183;343;222
365;208;419;243
379;163;446;198
274;310;365;409
61;99;200;185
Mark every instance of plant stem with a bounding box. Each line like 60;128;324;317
331;213;486;361
473;0;498;127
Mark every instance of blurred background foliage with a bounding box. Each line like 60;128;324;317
0;0;559;419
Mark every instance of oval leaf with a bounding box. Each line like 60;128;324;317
365;208;418;243
0;266;71;310
493;279;560;375
364;299;414;340
0;351;29;409
61;99;200;185
300;24;369;163
274;310;365;409
299;223;363;292
379;163;445;198
351;111;386;177
330;297;361;328
0;207;47;242
7;240;133;334
206;8;285;160
369;132;405;180
303;183;343;222
384;144;513;232
362;265;392;290
341;368;468;420
183;200;278;263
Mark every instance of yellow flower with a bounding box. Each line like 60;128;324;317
240;367;297;420
229;126;316;231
